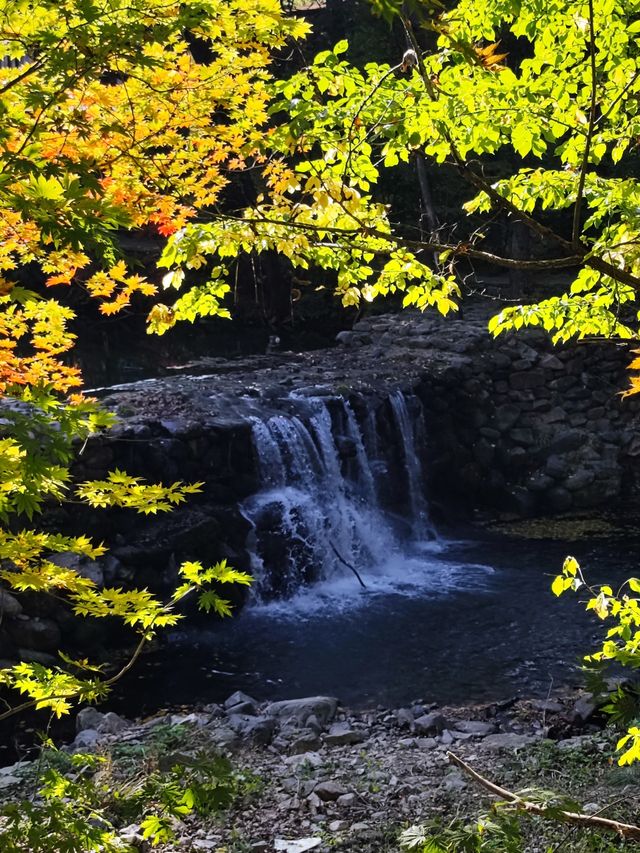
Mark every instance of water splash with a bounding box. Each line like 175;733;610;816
241;391;439;602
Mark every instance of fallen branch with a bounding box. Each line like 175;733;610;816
447;751;640;841
329;543;367;589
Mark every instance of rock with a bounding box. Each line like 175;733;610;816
511;428;535;446
70;729;101;752
482;733;538;751
50;553;104;586
99;712;129;734
314;780;349;801
77;707;105;733
266;696;338;726
224;690;259;715
0;589;22;619
329;820;348;832
453;720;497;736
510;370;545;390
337;793;357;807
228;714;276;746
324;722;366;747
413;712;447;736
530;699;563;714
7;617;60;651
545;455;569;478
0;775;20;789
211;726;239;749
0;761;30;776
119;824;147;849
274;839;322;852
544;429;584;455
283;751;323;769
17;648;57;666
494;404;521;432
572;694;597;724
557;735;593;750
565;470;595;491
170;712;204;726
415;737;438;749
540;353;564;370
396;708;414;729
441;771;467;792
289;732;322;754
193;841;217;851
335;331;354;346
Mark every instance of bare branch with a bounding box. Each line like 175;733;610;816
448;751;640;841
572;0;598;246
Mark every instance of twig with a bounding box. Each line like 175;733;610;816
447;751;640;841
572;0;598;246
329;543;367;589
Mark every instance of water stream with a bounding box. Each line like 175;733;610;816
106;389;634;716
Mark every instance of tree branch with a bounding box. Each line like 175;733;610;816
572;0;598;246
447;751;640;841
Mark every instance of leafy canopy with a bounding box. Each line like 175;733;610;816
156;0;640;354
0;0;314;721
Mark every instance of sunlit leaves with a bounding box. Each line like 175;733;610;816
76;471;203;514
552;556;640;764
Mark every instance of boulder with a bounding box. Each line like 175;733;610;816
70;729;101;752
224;690;259;716
227;714;276;746
482;733;538;751
265;696;338;726
324;722;366;747
572;694;597;725
314;780;349;801
99;712;130;734
76;707;105;733
0;590;22;619
289;732;322;755
494;404;521;432
413;712;447;736
453;720;497;736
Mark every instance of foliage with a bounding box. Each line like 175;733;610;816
0;741;258;851
400;813;524;852
0;0;301;721
400;810;626;853
553;556;640;765
153;0;640;358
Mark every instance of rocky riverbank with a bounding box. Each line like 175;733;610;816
1;689;637;852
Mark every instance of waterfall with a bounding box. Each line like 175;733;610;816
388;391;434;539
241;391;432;601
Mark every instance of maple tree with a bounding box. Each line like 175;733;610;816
0;0;307;721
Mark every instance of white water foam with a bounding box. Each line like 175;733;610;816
239;390;493;614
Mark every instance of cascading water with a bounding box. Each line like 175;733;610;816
241;390;434;601
388;390;434;539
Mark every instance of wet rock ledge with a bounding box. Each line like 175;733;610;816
78;301;640;522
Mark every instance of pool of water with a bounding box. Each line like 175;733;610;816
108;531;635;715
